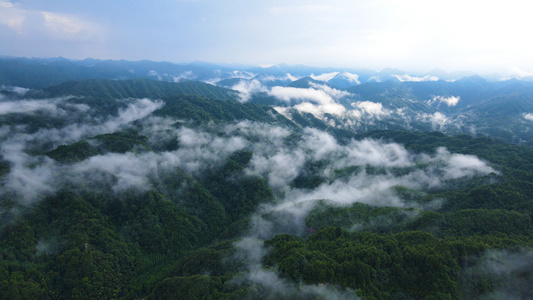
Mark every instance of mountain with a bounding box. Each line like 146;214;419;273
153;94;297;127
287;76;328;88
250;73;294;87
14;72;533;148
0;57;237;89
214;77;246;88
46;131;152;163
326;72;360;88
346;80;434;112
2;57;513;91
33;78;238;101
0;57;138;88
3;64;533;299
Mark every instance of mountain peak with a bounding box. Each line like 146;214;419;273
287;76;328;88
327;72;360;88
457;75;488;84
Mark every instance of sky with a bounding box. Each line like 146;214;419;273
1;0;533;74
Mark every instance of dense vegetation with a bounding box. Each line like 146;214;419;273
1;77;533;299
33;79;238;101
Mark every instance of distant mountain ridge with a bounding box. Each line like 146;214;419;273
3;56;533;90
5;57;533;146
5;72;533;146
31;78;238;101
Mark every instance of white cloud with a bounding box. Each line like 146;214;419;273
233;236;360;299
43;12;84;35
172;71;196;82
246;149;306;190
0;116;499;300
0;119;253;202
293;101;346;117
0;97;80;115
299;128;340;160
241;132;497;234
469;249;533;299
105;98;164;129
272;106;291;119
255;73;295;83
0;85;30;96
504;67;533;80
339;72;360;84
418;112;448;130
0;2;102;39
231;79;267;102
3;0;533;72
74;152;156;193
430;147;497;180
294;129;414;169
68;126;248;192
310;72;339;82
524;113;533;121
267;85;349;118
286;73;298;81
430;112;447;129
240;124;496;197
278;173;406;211
0;113;498;224
310;72;360;85
427;95;460;107
0;1;26;33
309;82;351;98
368;76;382;82
223;120;291;149
147;70;162;80
1;143;58;204
392;74;440;82
352;101;391;118
231;70;256;80
231;123;497;297
343;138;414;168
42;11;102;40
0;98;163;157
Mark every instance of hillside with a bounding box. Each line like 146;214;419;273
1;77;533;299
32;78;238;101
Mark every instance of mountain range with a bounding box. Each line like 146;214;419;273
1;57;533;299
1;56;530;90
4;57;533;146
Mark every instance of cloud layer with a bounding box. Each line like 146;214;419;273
0;97;164;202
427;95;460;107
0;96;500;296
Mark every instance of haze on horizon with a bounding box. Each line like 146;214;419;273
1;0;533;75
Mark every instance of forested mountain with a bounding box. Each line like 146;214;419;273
3;57;530;90
1;64;533;299
33;79;238;101
0;58;216;89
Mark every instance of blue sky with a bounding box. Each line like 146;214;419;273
1;0;533;74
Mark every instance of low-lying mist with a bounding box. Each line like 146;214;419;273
0;94;501;297
229;79;477;135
